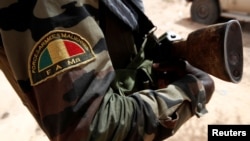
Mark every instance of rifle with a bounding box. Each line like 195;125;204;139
145;20;243;84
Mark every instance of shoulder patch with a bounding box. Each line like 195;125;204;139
28;30;96;86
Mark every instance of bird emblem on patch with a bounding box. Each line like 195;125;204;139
28;30;96;86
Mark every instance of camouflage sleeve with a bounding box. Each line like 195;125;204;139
89;74;207;141
0;1;208;141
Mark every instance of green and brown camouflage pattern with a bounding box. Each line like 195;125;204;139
0;0;208;141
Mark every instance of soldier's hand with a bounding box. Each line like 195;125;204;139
152;59;214;103
152;59;186;88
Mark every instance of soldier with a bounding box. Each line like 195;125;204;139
0;0;214;141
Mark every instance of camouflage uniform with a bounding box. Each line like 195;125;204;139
0;0;208;141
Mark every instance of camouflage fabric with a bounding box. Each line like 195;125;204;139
0;0;208;141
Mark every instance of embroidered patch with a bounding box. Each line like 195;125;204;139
28;30;96;86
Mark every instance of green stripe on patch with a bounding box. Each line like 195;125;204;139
39;49;53;70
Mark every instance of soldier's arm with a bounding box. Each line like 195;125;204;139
0;1;213;141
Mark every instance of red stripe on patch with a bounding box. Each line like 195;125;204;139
64;40;85;56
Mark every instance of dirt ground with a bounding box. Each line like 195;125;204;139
0;0;250;141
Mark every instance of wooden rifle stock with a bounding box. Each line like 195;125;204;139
159;20;243;83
